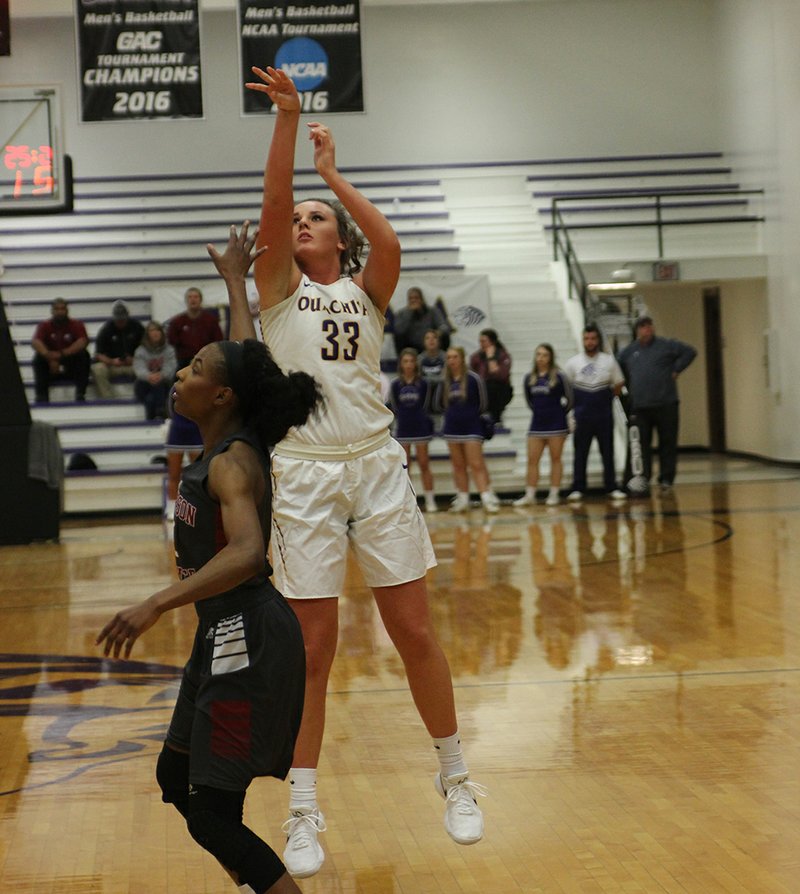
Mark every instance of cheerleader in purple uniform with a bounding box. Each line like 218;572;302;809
437;346;500;513
390;348;437;512
164;392;203;522
420;329;447;386
514;343;573;507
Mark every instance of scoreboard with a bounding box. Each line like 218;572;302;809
0;85;73;216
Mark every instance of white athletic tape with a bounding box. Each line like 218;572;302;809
627;422;648;493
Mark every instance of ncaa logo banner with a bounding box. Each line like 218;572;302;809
75;0;203;122
238;2;363;115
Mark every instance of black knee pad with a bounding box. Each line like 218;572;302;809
155;745;190;816
187;785;286;893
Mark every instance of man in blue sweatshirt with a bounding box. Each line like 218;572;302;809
618;316;696;492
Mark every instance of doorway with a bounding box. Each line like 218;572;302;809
703;287;726;452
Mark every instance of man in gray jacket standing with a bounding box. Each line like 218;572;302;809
618;316;697;492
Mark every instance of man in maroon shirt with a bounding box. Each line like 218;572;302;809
31;298;91;402
166;286;223;369
163;286;224;521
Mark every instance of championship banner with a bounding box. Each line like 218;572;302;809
239;2;363;115
0;0;9;56
75;0;203;122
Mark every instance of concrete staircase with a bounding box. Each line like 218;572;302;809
440;169;581;493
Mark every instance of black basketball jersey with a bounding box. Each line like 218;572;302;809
174;429;275;622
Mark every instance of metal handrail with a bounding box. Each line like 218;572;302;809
550;187;765;259
550;200;590;313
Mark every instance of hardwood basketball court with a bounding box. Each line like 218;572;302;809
1;455;798;893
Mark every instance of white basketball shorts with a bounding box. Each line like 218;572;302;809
269;438;437;599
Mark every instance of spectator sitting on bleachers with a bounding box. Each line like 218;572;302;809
164;286;223;521
433;295;455;349
133;321;176;420
31;297;91;403
166;286;223;367
394;286;451;354
91;300;144;398
380;305;398;374
470;328;513;427
248;287;264;342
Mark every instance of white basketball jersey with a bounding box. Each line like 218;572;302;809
563;351;625;393
260;276;394;450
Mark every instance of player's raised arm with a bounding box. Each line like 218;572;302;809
307;121;401;311
207;221;265;341
246;66;303;308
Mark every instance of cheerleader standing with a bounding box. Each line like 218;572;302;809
390;348;437;512
437;346;500;513
514;343;573;507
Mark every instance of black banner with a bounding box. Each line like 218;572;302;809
0;0;9;56
75;0;203;122
239;2;363;115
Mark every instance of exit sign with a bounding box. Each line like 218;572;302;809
652;261;680;281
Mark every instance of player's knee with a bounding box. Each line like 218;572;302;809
186;805;231;858
391;617;435;664
186;785;245;862
187;787;285;893
301;626;337;677
155;745;190;816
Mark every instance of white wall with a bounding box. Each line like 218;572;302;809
713;0;800;461
719;279;771;457
1;0;721;174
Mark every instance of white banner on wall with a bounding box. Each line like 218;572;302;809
389;274;493;355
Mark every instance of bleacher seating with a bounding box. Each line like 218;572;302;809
3;167;474;513
0;171;463;295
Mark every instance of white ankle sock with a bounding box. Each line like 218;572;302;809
288;767;318;811
433;731;469;779
525;486;536;499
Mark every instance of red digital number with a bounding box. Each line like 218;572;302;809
5;144;55;198
32;164;54;195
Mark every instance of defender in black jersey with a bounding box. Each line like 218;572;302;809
98;334;321;894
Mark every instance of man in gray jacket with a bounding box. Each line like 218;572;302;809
618;316;696;491
393;287;451;354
